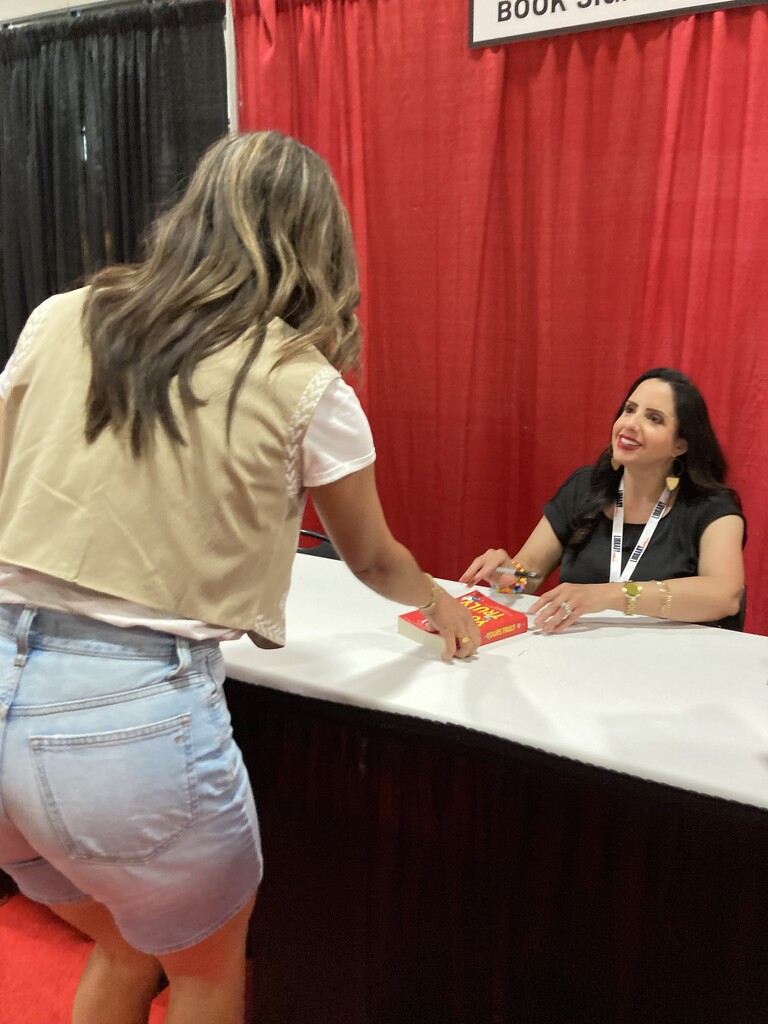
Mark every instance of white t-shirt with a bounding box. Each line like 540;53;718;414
0;300;375;637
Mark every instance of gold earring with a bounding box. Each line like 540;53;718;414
666;457;683;491
610;456;620;471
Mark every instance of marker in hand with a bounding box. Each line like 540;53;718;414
494;566;542;580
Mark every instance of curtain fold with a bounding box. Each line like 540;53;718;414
234;0;768;633
0;0;228;364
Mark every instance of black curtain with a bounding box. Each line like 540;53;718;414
0;0;228;365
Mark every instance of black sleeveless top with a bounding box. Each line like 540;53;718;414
544;466;745;585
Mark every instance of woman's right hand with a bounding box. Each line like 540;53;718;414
460;548;514;588
310;466;482;662
424;587;481;661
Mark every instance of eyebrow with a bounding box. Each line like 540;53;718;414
625;401;669;417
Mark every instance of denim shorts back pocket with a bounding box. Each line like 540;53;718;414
30;713;199;864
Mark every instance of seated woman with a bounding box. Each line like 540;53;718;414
461;368;745;634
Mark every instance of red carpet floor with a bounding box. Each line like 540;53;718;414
0;894;169;1023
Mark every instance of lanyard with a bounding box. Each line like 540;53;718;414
609;475;671;583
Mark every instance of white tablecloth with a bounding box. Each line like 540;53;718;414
224;555;768;810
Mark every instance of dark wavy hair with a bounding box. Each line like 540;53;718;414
567;368;741;553
83;131;361;456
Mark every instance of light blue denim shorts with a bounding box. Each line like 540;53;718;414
0;603;263;955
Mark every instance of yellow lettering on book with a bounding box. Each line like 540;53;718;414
487;624;521;638
461;599;504;620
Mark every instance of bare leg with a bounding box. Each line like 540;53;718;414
159;895;257;1024
47;898;163;1024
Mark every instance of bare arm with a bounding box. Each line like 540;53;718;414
529;514;745;632
460;516;564;594
310;465;481;660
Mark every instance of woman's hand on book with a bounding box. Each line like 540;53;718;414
426;588;481;661
460;548;513;587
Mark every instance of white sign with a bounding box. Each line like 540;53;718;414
470;0;766;45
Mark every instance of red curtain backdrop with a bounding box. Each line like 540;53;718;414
233;0;768;634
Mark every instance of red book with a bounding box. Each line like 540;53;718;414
397;589;527;652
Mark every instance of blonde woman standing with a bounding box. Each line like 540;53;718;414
0;132;479;1024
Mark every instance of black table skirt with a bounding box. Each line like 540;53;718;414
223;679;768;1024
3;679;767;1023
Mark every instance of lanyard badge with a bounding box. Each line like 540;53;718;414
609;475;671;584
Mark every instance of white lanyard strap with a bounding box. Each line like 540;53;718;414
609;475;671;583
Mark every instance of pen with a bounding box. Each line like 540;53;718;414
493;566;542;580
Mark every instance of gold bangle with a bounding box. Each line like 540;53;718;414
418;573;440;615
653;580;673;618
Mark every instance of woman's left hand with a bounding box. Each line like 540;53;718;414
529;583;616;634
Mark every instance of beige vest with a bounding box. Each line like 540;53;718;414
0;288;338;647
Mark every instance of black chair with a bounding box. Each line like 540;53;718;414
298;529;340;560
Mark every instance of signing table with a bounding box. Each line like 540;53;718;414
224;556;768;1024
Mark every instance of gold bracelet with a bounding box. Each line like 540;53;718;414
418;573;440;615
653;580;673;619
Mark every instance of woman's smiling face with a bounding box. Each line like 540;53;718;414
611;378;688;470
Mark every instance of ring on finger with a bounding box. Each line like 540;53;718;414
460;636;471;645
560;601;573;617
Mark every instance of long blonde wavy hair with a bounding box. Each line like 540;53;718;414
83;131;361;455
